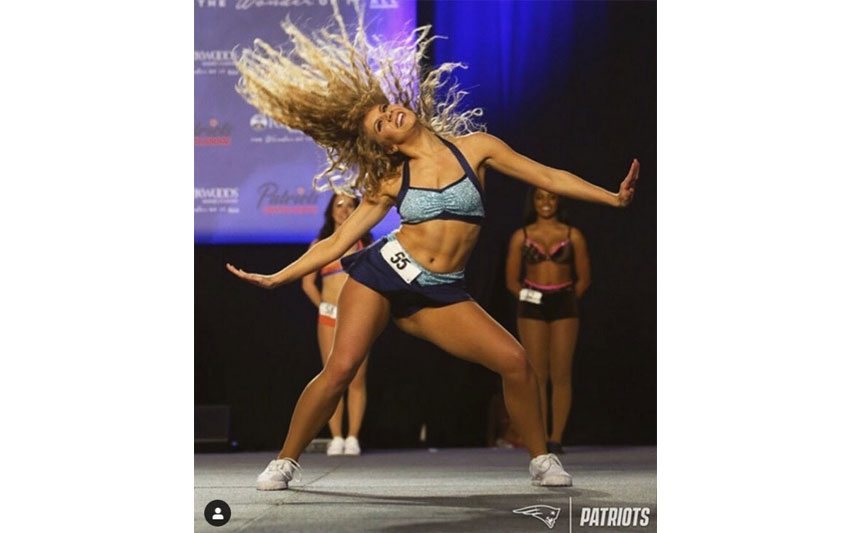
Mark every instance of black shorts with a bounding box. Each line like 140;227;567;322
517;286;579;321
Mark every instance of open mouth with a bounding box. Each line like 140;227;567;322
396;112;404;128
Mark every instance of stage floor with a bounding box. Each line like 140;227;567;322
194;446;656;532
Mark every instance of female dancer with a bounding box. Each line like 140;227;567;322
506;189;591;455
226;0;638;489
301;194;372;456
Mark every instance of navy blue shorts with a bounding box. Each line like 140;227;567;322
340;235;473;318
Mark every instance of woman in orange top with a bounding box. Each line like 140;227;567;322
301;194;373;456
506;188;591;454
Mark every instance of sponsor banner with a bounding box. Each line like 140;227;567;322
194;49;239;77
195;118;233;146
196;0;228;8
195;0;411;243
195;187;241;214
256;183;320;214
249;114;308;144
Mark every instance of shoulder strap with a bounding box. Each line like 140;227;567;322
396;159;411;209
437;137;484;195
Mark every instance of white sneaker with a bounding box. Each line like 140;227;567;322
256;458;302;491
529;453;572;486
327;436;345;456
343;436;361;456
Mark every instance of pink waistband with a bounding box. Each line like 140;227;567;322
523;279;573;291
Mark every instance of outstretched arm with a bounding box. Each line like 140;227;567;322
473;133;638;207
227;193;394;289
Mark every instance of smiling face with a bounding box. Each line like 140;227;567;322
331;194;357;227
362;103;416;150
533;189;559;219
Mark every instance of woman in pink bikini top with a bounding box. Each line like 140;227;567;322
505;187;591;455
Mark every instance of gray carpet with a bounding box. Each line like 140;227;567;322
195;446;656;532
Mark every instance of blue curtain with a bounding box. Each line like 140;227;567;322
430;0;608;135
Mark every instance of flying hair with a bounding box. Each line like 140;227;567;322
235;0;484;197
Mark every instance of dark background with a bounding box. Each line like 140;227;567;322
195;1;656;451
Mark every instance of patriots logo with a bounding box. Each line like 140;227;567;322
512;505;561;529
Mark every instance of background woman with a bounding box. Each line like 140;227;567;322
226;0;637;490
301;194;373;455
506;188;591;454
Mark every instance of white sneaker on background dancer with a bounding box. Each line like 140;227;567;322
256;458;302;491
343;436;361;456
327;436;345;456
529;453;572;486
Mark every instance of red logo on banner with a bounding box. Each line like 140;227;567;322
257;182;320;215
195;118;233;147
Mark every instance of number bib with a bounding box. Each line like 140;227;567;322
519;288;543;305
318;302;337;319
380;239;422;284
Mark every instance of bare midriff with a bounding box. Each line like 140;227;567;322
320;274;347;305
395;219;481;273
525;261;573;287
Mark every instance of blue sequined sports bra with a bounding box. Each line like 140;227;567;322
395;137;485;225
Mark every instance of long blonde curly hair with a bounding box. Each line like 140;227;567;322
235;0;484;197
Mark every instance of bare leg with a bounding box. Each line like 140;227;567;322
277;279;389;460
517;317;551;433
346;354;368;437
396;302;547;458
549;318;579;442
317;323;344;438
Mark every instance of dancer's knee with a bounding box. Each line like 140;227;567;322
500;345;532;379
323;358;360;391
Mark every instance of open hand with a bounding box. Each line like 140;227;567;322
616;159;640;207
226;263;277;289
